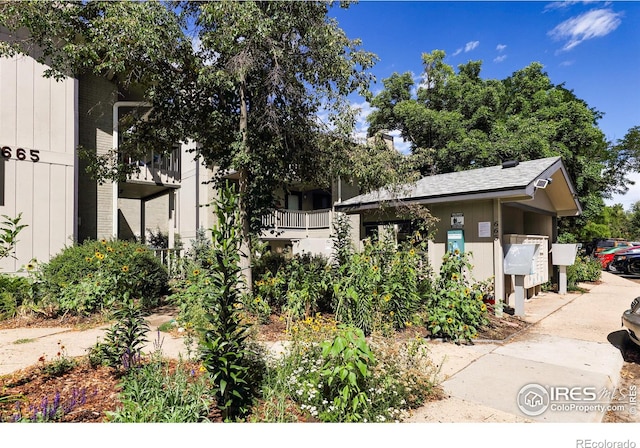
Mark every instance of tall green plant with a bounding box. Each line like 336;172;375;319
198;182;256;421
0;213;26;262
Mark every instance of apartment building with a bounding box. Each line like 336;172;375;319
0;34;361;273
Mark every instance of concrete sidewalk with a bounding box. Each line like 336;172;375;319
407;271;638;423
0;309;192;376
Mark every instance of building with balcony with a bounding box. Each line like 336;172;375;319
0;33;363;273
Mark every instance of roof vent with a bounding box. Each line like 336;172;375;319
502;160;519;169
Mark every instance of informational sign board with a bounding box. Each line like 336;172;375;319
451;212;464;228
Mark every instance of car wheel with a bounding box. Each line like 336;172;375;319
628;260;640;276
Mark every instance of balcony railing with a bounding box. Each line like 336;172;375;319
121;146;181;185
262;208;333;232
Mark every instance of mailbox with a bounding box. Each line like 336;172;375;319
551;244;578;266
447;229;465;254
503;244;538;275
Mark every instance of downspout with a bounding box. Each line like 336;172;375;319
112;101;151;240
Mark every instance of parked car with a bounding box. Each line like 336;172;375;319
609;247;640;274
622;297;640;347
597;245;635;270
595;238;630;255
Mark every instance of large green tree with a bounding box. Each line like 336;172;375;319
0;1;377;285
367;50;638;231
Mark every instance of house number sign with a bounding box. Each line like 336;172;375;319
1;146;40;162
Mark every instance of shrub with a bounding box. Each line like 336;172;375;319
36;239;168;314
106;359;216;423
425;251;490;343
257;318;440;422
0;274;31;320
89;298;149;371
567;255;601;289
332;235;429;335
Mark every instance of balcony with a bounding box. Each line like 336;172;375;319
260;208;334;240
118;147;181;199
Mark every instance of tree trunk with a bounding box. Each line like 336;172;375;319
238;76;253;292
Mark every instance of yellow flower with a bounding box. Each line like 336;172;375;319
390;311;395;316
481;304;487;311
95;252;104;260
85;257;92;263
372;265;379;272
100;239;107;245
451;273;459;281
192;269;201;276
454;248;460;255
26;263;36;271
409;249;416;256
135;247;145;253
384;294;391;302
121;265;129;272
446;317;453;324
199;365;206;373
107;246;114;252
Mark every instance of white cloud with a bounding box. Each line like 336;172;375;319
496;44;507;52
464;41;480;52
452;48;462;57
494;55;507;63
544;1;602;12
560;60;575;66
548;8;622;51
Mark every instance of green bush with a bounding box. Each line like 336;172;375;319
567;255;601;289
37;239;168;314
0;274;31;320
255;319;440;422
425;251;491;343
106;359;216;423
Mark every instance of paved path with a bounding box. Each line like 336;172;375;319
407;271;639;423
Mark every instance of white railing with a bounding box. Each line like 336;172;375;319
153;248;185;277
122;145;181;185
261;208;332;231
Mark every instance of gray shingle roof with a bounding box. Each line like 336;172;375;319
336;156;566;210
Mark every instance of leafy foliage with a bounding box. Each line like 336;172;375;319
0;275;31;320
198;182;262;421
254;317;440;422
90;298;149;371
0;214;26;262
36;239;168;314
425;251;491;343
107;360;215;423
567;256;601;289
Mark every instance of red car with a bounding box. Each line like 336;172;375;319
597;245;639;270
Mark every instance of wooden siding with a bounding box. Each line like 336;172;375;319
0;47;76;272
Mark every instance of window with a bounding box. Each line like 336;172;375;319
312;191;332;210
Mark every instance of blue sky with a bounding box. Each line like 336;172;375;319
330;1;640;209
